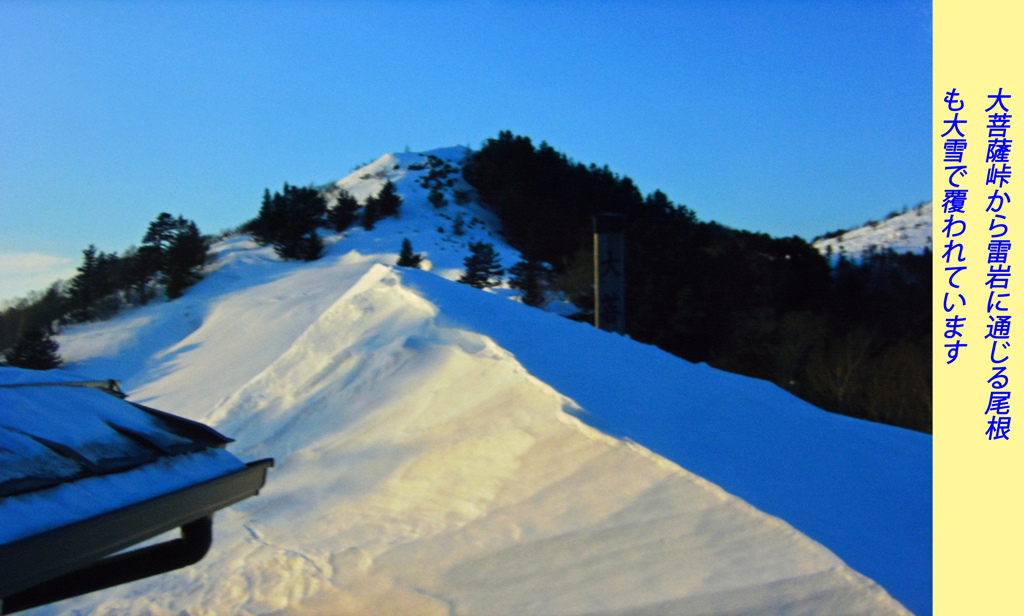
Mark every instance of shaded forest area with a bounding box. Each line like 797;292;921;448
464;132;931;433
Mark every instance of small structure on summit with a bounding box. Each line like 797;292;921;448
0;367;272;614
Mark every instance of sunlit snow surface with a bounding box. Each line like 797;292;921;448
42;150;926;615
812;202;932;260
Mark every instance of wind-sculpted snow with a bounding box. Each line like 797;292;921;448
47;258;911;615
404;268;931;615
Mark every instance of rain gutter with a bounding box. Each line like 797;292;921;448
0;458;273;614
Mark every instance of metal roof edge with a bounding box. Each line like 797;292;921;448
0;458;273;600
127;401;235;446
0;380;126;398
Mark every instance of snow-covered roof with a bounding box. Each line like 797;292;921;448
0;366;271;608
0;366;254;540
0;368;238;506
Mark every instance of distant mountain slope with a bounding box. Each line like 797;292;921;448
42;149;925;615
812;202;932;259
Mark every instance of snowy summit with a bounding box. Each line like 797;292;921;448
8;148;930;615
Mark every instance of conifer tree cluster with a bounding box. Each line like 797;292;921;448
242;178;403;246
1;212;212;366
508;257;548;307
63;213;211;320
428;187;447;209
248;184;327;261
361;180;403;230
0;284;65;355
463;131;933;433
140;214;209;299
328;189;360;232
1;326;62;370
67;245;125;321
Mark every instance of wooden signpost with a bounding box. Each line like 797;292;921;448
593;214;626;334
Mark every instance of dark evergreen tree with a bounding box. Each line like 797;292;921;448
362;194;382;230
452;212;466;236
459;242;503;289
277;228;323;261
135;212;187;298
396;238;423;269
132;242;164;287
428;187;447;209
91;250;127;317
279;184;327;261
328;189;360;232
122;245;157;304
67;245;101;321
142;213;179;257
246;188;279;245
508;258;547;307
140;213;177;269
376;180;403;218
0;283;67;352
2;326;63;370
163;220;210;298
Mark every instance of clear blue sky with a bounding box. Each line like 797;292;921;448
0;0;931;302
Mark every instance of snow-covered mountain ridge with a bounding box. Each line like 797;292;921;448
41;148;927;615
811;201;932;259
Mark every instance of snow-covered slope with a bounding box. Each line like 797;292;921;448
812;202;932;259
327;146;521;282
42;149;927;615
